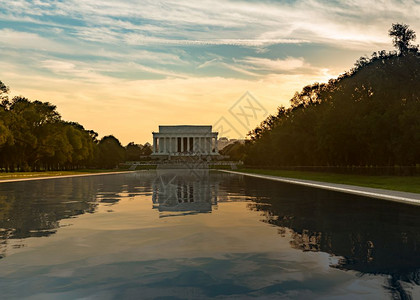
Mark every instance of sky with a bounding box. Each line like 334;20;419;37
0;0;419;144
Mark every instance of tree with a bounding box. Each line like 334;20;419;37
0;121;13;147
220;141;246;161
245;24;420;167
125;142;142;161
0;80;9;106
389;23;417;54
141;143;152;156
97;135;125;169
0;81;100;171
0;82;13;148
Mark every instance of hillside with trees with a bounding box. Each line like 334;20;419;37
245;24;420;167
0;85;151;172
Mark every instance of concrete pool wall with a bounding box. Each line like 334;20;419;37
220;170;420;206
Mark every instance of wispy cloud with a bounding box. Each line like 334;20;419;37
123;34;308;47
197;58;220;69
238;57;307;72
220;63;260;77
41;59;105;82
0;29;65;51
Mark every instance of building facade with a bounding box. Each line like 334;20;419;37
151;125;219;159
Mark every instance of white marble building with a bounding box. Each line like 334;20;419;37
151;125;219;159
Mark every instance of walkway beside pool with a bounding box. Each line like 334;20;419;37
0;171;136;183
220;170;420;206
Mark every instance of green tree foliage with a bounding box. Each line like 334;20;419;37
0;83;132;171
0;80;155;171
125;142;152;161
0;81;12;148
246;24;420;167
0;81;152;171
125;142;142;161
142;142;153;156
0;92;100;171
97;135;125;169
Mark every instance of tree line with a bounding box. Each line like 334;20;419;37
245;24;420;167
0;85;151;171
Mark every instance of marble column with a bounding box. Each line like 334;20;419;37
177;137;180;153
187;136;190;153
181;136;184;153
207;137;211;153
173;137;176;153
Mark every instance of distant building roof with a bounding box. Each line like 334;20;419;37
157;125;213;134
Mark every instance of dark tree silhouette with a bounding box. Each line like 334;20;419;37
97;135;125;169
220;141;246;161
125;142;142;161
389;23;417;54
142;142;152;156
0;81;8;95
125;142;153;161
245;24;420;167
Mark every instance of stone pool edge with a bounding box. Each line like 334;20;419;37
0;171;136;183
219;170;420;206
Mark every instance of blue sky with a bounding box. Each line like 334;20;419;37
0;0;419;143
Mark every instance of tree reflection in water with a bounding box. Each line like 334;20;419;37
0;178;98;258
244;176;420;300
0;173;156;258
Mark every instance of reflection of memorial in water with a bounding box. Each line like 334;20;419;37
244;176;420;300
152;169;219;217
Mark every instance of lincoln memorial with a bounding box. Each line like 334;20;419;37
151;125;219;159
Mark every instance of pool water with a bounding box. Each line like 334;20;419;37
0;170;419;299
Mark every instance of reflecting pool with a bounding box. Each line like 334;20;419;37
0;170;419;299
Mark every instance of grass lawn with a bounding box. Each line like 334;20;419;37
0;169;128;181
238;168;420;194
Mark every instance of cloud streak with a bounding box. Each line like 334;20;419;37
238;57;307;72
